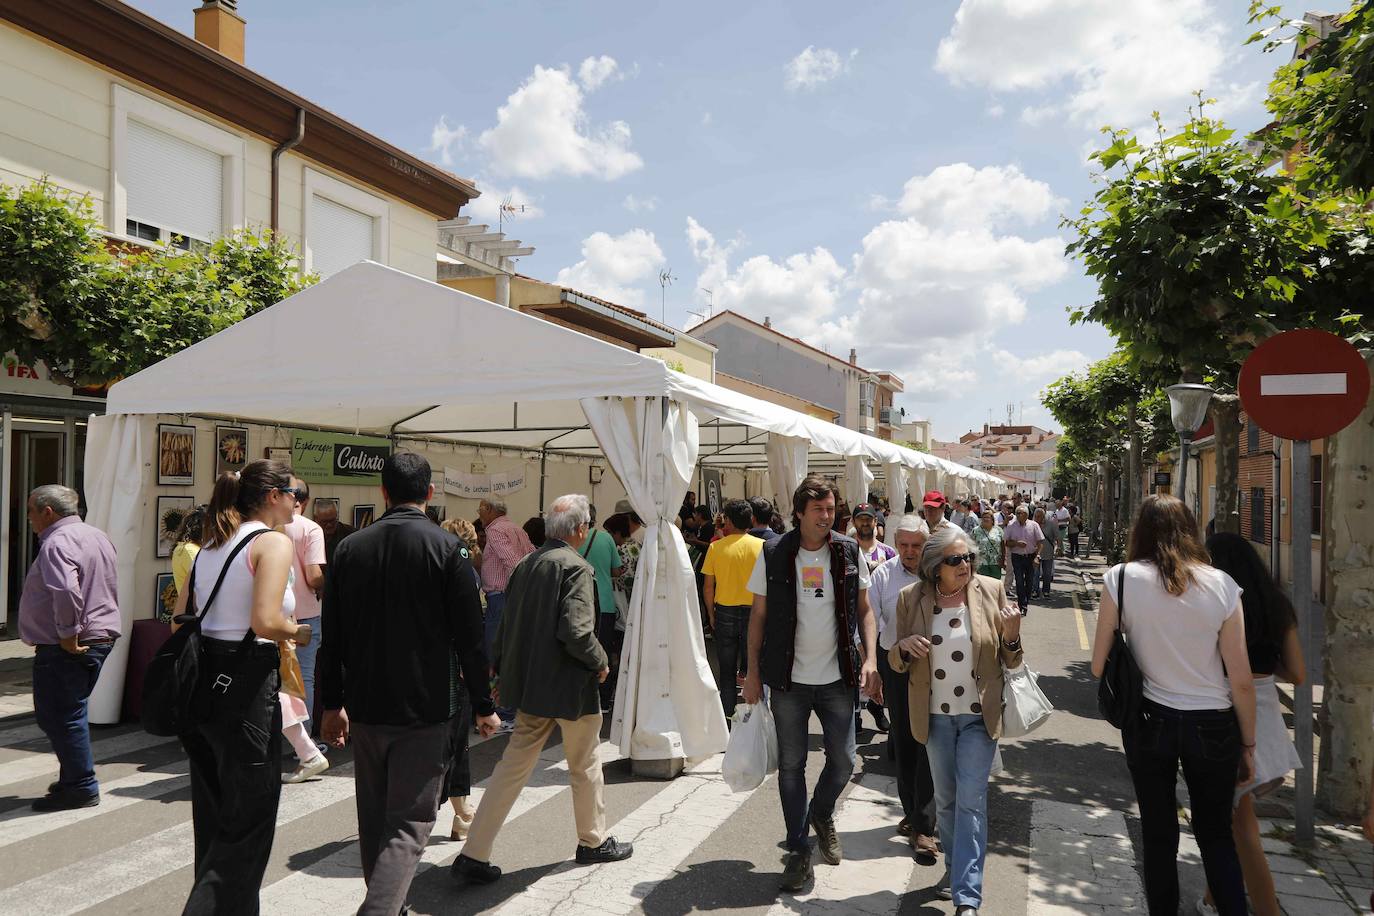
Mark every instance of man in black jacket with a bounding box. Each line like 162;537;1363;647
319;452;499;916
742;476;881;893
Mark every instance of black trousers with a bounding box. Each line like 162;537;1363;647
1125;700;1247;916
180;639;283;916
443;696;473;798
596;612;622;708
878;648;936;835
713;604;750;720
1010;554;1036;611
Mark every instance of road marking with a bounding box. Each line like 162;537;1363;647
1260;372;1346;396
1070;592;1090;652
1027;799;1143;915
0;728;176;790
0;760;189;849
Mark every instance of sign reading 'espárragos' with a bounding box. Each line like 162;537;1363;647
290;429;391;485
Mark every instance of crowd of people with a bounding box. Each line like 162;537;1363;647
13;462;1373;916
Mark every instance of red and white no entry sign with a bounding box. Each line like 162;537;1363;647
1239;329;1371;440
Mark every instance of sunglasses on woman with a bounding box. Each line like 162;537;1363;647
940;552;978;568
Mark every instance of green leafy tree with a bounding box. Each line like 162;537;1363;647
1;181;314;387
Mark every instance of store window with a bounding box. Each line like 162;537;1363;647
1311;455;1323;536
1250;486;1266;543
303;168;388;278
111;86;243;246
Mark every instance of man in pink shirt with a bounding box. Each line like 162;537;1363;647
1003;505;1044;617
283;477;326;729
477;497;535;660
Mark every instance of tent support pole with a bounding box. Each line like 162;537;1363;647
389;406;441;444
537;424;590;513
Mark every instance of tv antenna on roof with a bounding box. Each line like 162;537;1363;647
498;196;526;233
658;268;676;322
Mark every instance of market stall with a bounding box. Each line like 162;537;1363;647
84;262;1004;767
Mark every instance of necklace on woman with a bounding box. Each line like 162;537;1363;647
935;582;963;600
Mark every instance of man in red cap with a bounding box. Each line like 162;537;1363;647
920;491;953;533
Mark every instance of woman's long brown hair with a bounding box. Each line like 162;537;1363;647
1126;494;1211;595
203;459;293;548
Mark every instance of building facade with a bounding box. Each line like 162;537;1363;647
932;424;1060;496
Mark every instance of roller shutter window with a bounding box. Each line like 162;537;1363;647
125;118;223;246
309;194;375;278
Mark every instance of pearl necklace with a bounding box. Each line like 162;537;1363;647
935;581;963;600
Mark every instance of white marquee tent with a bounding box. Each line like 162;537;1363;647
85;262;1006;760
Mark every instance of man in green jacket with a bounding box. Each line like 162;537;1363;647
452;493;634;885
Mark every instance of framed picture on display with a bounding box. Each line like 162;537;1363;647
215;426;249;476
352;504;375;529
313;497;340;521
157;423;196;485
264;447;292;467
155;572;177;623
156;495;195;559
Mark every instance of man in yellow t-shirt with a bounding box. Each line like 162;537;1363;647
702;499;764;719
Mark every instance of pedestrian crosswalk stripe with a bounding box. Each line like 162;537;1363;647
0;728;176;790
0;759;189;850
0;761;358;914
488;755;760;916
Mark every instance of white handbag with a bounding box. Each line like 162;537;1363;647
1001;663;1053;738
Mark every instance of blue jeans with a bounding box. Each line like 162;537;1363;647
1039;555;1055;594
770;679;857;852
1011;553;1035;611
32;642;113;796
294;618;320;728
712;605;750;720
483;591;505;662
926;713;998;908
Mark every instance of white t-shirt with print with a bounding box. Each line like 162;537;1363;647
747;543;871;685
929;603;979;716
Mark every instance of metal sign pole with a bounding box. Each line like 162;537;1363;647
1290;438;1314;845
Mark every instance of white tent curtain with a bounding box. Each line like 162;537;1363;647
745;468;769;502
884;461;908;546
908;468;927;511
844;454;874;512
83;414;154;723
766;433;808;527
580;396;728;761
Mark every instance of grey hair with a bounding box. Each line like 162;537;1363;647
31;484;80;518
893;514;930;537
481;496;508;516
918;525;974;583
546;493;591;541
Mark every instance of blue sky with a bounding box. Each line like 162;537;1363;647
131;0;1301;439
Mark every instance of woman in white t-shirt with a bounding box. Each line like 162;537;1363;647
171;459;309;915
1091;495;1257;916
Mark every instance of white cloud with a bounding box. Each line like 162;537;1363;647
464;183;544;225
935;0;1249;128
622;194;658;213
578;55;621;91
428;116;466;167
895;163;1060;230
555;228;664;307
784;46;858;91
993;348;1091;378
478;64;643;181
986;103;1005;118
701;111;713;126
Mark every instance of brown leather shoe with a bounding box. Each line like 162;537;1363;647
910;833;938;866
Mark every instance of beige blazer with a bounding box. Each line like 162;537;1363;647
887;573;1024;744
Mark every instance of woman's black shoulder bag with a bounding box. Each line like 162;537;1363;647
141;530;267;736
1097;566;1144;729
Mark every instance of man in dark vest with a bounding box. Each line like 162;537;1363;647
742;475;881;892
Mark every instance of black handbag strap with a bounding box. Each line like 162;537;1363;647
185;528;269;625
1115;566;1126;634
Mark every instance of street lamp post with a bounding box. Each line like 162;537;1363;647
1165;383;1214;512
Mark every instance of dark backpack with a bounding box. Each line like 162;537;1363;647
141;530;266;736
1097;566;1144;730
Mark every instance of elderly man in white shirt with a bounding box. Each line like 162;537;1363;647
868;514;939;864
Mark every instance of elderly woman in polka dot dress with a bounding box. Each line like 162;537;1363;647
888;525;1024;916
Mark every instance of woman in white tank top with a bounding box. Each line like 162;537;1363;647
169;459;306;916
1092;495;1257;916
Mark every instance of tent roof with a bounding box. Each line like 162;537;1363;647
106;262;1002;487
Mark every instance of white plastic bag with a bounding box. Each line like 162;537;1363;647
1001;663;1053;738
722;701;778;792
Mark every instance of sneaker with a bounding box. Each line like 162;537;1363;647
451;854;501;885
936;869;953;900
283;754;329;784
495;720;516;735
575;836;634;864
810;809;842;865
780;848;813;892
1195;897;1219;916
31;790;99;812
868;702;890;733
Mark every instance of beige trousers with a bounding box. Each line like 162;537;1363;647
462;710;606;862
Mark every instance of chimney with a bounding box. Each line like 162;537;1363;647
194;0;246;64
763;316;771;328
848;347;857;365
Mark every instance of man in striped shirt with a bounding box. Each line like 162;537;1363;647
477;497;535;662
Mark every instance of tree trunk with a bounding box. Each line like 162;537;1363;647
1101;459;1116;560
1127;401;1141;530
1316;351;1374;818
1211;394;1241;534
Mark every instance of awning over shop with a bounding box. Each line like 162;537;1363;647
87;263;1003;754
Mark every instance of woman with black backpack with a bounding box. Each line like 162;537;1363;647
1090;495;1257;916
169;459;310;914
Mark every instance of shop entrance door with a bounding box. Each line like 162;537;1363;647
5;428;66;637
